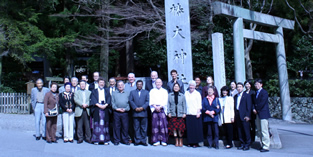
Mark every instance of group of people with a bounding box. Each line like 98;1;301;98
31;70;271;153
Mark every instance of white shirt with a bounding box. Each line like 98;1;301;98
94;82;99;90
185;90;202;115
138;90;141;97
152;81;156;88
109;86;116;96
72;86;78;93
149;87;168;115
98;88;106;104
236;92;242;110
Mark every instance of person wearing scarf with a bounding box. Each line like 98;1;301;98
202;86;221;149
59;82;75;143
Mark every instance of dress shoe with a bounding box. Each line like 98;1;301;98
113;142;119;146
243;147;250;151
134;143;140;146
141;143;148;146
69;140;74;143
77;140;83;144
36;137;40;141
225;145;232;149
104;142;110;145
260;149;269;152
42;137;46;141
193;144;199;148
237;146;244;150
52;141;58;143
85;140;91;144
64;140;68;143
47;141;52;144
124;142;130;145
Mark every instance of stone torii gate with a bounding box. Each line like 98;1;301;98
212;2;295;121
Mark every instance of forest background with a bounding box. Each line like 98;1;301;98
1;0;313;97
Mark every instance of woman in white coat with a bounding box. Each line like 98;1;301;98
218;86;234;149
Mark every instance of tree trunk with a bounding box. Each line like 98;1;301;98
207;0;214;41
100;0;110;82
125;37;134;74
0;56;2;89
245;39;254;80
65;53;73;77
115;54;120;76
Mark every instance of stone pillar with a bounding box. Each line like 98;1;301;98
212;33;226;93
233;18;246;83
276;27;292;121
165;0;193;90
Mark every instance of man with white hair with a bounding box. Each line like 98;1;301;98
71;77;80;93
145;71;158;91
31;78;50;141
125;73;136;92
149;78;169;146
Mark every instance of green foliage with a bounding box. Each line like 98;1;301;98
263;79;280;97
192;40;212;77
287;35;313;77
87;53;100;74
135;38;167;78
0;84;16;93
263;79;313;97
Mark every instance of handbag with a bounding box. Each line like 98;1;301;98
47;104;59;117
47;93;59;117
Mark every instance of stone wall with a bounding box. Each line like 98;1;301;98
269;97;313;123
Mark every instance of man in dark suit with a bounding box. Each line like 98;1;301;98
129;80;150;146
89;72;100;91
89;77;111;145
145;71;158;91
107;77;117;96
234;82;252;151
167;69;184;93
254;79;271;152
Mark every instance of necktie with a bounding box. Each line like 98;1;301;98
256;90;260;98
237;93;241;110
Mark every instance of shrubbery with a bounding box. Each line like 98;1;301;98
264;79;313;97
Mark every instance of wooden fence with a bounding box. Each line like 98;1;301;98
0;93;30;114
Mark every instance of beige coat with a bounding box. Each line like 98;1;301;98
74;89;91;117
218;96;234;125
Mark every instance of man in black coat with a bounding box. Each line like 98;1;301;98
89;72;100;91
234;82;252;151
145;71;158;91
254;79;271;152
89;77;111;145
129;80;150;146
